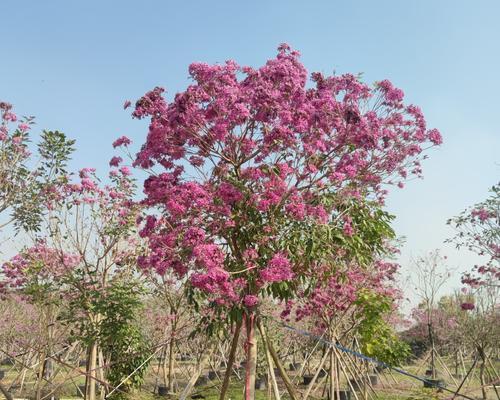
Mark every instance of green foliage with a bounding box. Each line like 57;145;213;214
60;275;151;399
97;278;151;399
356;290;410;366
3;129;75;232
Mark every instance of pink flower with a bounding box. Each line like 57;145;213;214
218;182;243;205
428;129;443;145
343;216;354;237
471;208;491;222
112;136;131;148
18;123;30;132
260;253;294;283
243;295;259;308
123;100;132;109
119;166;131;176
460;302;475;311
109;156;123;167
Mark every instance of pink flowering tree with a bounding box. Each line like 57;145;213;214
43;158;148;400
447;183;499;288
1;146;147;400
140;269;197;393
1;242;80;397
131;44;442;399
0;101;74;234
447;184;499;399
455;285;499;400
289;257;409;398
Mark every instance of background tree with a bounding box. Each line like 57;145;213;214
0;101;74;235
410;250;453;379
447;182;499;288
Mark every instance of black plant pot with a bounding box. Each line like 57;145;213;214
208;370;218;380
38;391;59;400
329;390;351;400
158;384;169;396
289;362;302;371
423;378;446;389
195;375;208;387
349;379;363;391
78;360;87;367
255;377;267;390
1;358;14;366
318;369;327;378
76;384;86;397
303;375;314;385
0;370;4;380
368;374;378;386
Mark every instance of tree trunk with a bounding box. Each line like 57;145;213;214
244;312;257;400
98;349;106;400
219;321;242;400
428;323;436;379
167;335;175;392
87;342;98;400
479;348;488;400
36;350;46;400
329;349;335;400
162;343;169;389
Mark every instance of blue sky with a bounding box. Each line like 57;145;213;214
2;0;499;305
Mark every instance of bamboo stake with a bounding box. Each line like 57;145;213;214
258;325;280;400
302;348;329;400
219;321;242;400
256;319;298;400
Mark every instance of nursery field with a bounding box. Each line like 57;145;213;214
0;341;499;400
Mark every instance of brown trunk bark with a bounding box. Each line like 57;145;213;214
167;335;175;392
88;342;98;400
36;350;46;400
428;323;436;379
329;349;335;400
162;343;168;389
479;349;488;400
244;312;257;400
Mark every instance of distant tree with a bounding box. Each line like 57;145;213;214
410;250;453;378
447;183;499;288
0;101;74;234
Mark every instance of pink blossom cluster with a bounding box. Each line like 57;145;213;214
45;155;138;229
293;260;400;327
131;45;441;308
460;302;475;311
1;242;80;293
448;184;499;290
0;101;33;156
